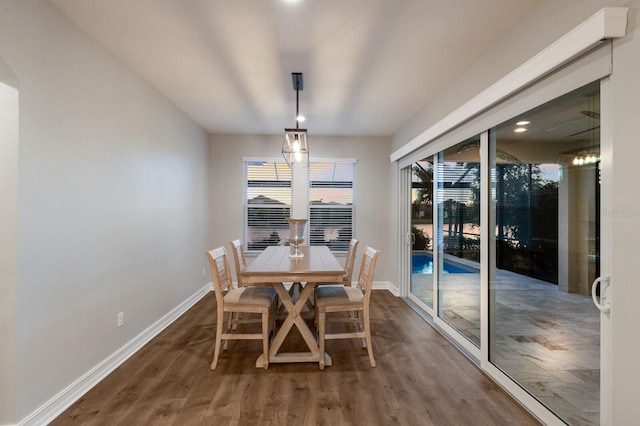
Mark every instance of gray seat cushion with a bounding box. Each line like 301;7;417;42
224;286;276;306
315;286;363;307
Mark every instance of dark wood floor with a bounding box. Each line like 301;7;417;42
52;290;540;425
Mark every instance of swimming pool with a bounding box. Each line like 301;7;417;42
412;253;474;274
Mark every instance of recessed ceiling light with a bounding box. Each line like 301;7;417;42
514;127;527;133
516;120;530;126
296;115;306;123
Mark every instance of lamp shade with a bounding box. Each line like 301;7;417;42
282;128;309;167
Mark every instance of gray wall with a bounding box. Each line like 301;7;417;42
0;0;211;422
392;0;640;423
210;133;393;285
0;56;19;425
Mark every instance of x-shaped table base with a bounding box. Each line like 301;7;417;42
255;282;332;368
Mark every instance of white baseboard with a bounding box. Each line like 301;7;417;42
19;283;212;426
372;281;399;296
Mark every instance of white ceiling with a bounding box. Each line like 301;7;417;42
49;0;540;136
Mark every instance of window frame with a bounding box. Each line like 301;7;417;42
308;159;357;254
243;158;292;254
242;157;356;255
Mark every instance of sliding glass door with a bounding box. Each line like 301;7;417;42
404;80;604;425
410;158;434;309
408;136;483;348
436;136;481;347
489;82;601;425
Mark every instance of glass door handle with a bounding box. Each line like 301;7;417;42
405;233;414;245
591;276;611;313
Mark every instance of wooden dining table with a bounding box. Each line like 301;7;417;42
239;245;345;368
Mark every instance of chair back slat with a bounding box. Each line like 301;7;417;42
343;239;359;285
206;247;233;302
356;246;380;297
229;239;247;286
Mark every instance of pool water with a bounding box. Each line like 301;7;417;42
412;253;473;274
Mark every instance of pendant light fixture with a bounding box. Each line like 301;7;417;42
282;72;309;167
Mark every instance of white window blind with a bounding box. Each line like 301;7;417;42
309;161;356;252
244;160;291;251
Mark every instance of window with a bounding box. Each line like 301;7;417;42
243;159;356;253
244;160;291;251
309;161;356;252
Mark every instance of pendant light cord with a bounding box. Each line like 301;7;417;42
295;83;300;130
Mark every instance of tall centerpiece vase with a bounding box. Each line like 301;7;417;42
288;218;307;258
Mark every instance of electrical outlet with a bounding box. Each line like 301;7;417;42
202;267;206;277
117;312;124;328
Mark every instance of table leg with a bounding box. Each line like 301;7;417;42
255;282;332;367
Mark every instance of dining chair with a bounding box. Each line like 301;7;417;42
315;246;380;369
311;238;359;312
229;239;248;287
228;239;251;328
206;246;277;370
230;239;286;318
341;238;359;286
